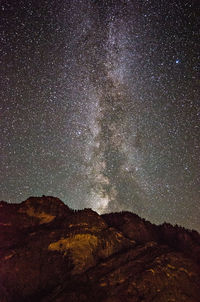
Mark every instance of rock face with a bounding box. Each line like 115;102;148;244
0;196;200;302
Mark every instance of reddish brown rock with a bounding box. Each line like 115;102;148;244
0;196;199;302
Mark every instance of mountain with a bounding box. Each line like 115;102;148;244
0;196;200;302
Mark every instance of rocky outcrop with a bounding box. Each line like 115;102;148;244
0;196;199;301
102;211;200;264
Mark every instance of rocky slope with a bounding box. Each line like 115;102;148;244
0;196;199;302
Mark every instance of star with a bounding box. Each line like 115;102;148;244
0;0;199;232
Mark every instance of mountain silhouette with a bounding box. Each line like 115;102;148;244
0;196;199;301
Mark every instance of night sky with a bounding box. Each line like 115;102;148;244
0;0;199;231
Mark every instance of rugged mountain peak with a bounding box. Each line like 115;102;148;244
0;196;200;302
20;195;69;213
18;195;70;224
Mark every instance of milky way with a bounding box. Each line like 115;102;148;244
0;0;199;231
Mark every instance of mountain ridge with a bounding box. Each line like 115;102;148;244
0;196;199;301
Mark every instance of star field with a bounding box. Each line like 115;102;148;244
0;0;199;231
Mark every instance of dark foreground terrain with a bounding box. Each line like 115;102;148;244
0;196;200;301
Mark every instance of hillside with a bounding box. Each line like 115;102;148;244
0;196;200;302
